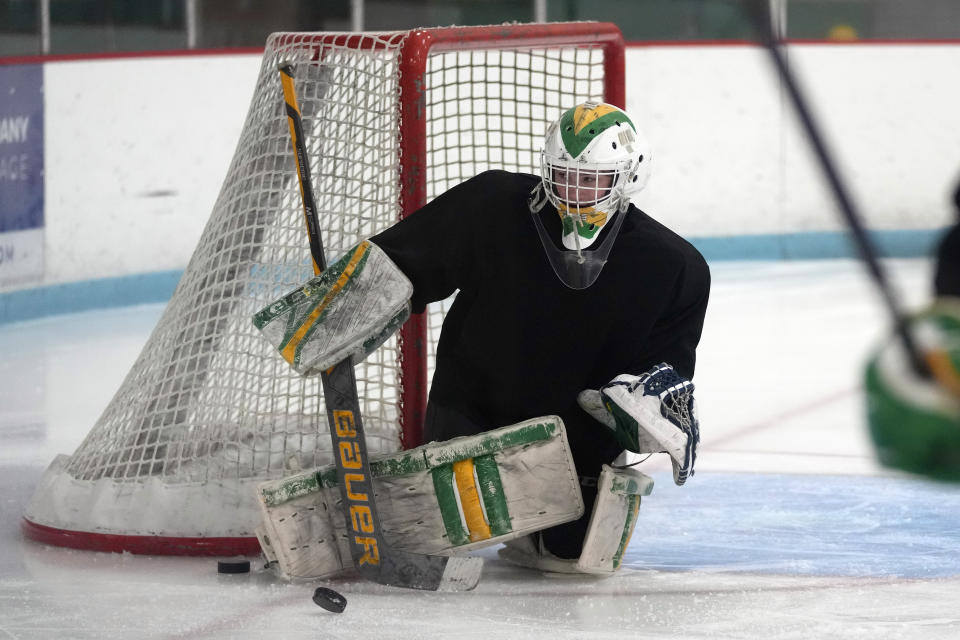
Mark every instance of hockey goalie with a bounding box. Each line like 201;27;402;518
254;102;711;578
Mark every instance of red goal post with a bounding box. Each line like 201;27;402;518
22;22;625;555
395;23;625;447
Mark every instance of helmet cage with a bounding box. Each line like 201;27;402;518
540;155;635;214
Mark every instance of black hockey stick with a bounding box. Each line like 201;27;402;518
741;1;931;379
278;64;482;591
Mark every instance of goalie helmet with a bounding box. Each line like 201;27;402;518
541;102;650;248
529;102;652;289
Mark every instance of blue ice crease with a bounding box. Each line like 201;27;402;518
625;471;960;578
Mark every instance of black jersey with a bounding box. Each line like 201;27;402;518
936;179;960;297
935;223;959;298
372;170;710;459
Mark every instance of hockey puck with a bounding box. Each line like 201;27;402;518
217;558;251;574
312;586;347;613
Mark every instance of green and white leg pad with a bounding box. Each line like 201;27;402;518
577;464;653;573
256;416;584;580
498;464;653;575
252;240;413;375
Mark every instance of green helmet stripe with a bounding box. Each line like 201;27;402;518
559;106;634;159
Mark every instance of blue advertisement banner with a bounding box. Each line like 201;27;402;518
0;63;44;284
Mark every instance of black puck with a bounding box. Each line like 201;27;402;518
217;558;251;574
312;586;347;613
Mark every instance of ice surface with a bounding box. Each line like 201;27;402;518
2;259;959;639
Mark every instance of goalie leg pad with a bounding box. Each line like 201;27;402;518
255;489;345;580
575;464;653;574
256;416;584;579
252;240;413;375
498;465;653;575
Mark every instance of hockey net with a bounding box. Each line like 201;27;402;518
23;22;625;555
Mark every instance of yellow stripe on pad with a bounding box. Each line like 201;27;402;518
279;241;371;365
452;458;492;542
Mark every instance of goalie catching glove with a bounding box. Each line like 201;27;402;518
578;363;700;485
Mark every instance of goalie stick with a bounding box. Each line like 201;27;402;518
278;64;482;591
741;1;932;381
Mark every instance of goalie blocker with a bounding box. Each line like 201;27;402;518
253;240;413;376
256;416;655;579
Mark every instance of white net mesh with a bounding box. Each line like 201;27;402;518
25;25;619;547
424;47;605;198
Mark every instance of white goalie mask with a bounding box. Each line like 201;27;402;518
529;102;652;289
